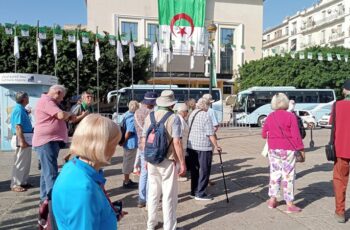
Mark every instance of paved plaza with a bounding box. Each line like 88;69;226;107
0;127;349;230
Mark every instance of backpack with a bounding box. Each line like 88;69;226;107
118;113;134;146
296;114;306;139
144;111;174;164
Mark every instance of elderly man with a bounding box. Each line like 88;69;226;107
202;94;219;132
142;90;186;230
33;85;76;202
10;92;33;192
134;92;158;208
187;98;222;201
333;79;350;223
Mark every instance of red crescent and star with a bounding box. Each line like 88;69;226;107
170;13;195;38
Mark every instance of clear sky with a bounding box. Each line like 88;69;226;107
0;0;320;30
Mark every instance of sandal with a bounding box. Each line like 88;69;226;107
11;186;27;192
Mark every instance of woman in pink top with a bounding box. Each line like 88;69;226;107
262;93;304;213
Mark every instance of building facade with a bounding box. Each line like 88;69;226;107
86;0;263;95
263;0;350;57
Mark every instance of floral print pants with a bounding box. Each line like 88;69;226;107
268;149;296;202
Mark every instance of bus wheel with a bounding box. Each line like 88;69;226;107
258;115;266;127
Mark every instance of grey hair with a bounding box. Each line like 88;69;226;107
15;91;28;104
343;88;350;96
196;98;209;110
128;100;139;112
271;93;289;110
49;85;66;95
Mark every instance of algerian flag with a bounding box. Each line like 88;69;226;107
77;39;83;61
95;35;101;62
158;0;206;55
327;53;333;61
250;46;256;52
37;38;42;58
20;24;30;37
38;27;47;39
168;35;173;63
290;51;296;59
68;32;76;42
81;32;89;44
240;45;245;53
231;44;236;51
129;31;135;63
220;44;225;52
211;49;217;87
121;33;128;45
116;30;124;62
190;45;195;69
336;54;341;61
109;35;116;46
5;23;13;35
299;52;305;60
345;54;348;63
53;37;57;61
53;25;63;40
307;52;313;60
14;36;20;59
318;53;323;61
152;37;159;63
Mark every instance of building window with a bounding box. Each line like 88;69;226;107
291;39;297;51
220;28;234;74
223;85;232;94
322;10;326;19
121;22;138;41
147;23;158;44
285;27;289;36
308;34;312;44
321;30;325;43
267;34;270;41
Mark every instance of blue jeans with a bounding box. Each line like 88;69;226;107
138;150;148;204
36;141;61;201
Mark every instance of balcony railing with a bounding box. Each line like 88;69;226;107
263;33;288;45
291;29;297;36
329;32;345;42
300;42;316;49
319;38;326;44
300;10;345;32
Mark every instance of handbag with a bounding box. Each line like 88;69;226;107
272;114;305;163
325;102;336;161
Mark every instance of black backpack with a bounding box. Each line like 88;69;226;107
144;111;173;164
295;114;306;139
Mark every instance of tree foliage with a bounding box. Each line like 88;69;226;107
0;25;151;101
239;46;350;98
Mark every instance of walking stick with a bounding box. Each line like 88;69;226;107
218;149;229;203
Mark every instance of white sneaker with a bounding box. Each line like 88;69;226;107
195;194;213;201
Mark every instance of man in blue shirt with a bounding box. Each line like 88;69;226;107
121;100;139;188
10;91;33;192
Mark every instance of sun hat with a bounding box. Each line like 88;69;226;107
202;94;215;103
142;91;158;105
156;90;178;107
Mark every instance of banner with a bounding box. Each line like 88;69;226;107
158;0;206;55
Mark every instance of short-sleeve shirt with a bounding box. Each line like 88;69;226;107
187;109;214;151
10;103;33;135
123;111;138;150
207;108;219;127
134;105;153;149
52;157;117;230
142;109;182;161
32;94;68;147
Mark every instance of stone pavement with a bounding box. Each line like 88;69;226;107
0;127;349;230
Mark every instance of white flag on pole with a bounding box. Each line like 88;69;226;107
77;39;83;61
327;53;333;62
190;45;195;70
14;36;20;59
336;54;341;61
37;38;42;58
95;40;100;62
53;37;57;61
345;55;349;63
129;32;135;63
152;41;158;63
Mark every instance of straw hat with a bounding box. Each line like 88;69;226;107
156;90;178;107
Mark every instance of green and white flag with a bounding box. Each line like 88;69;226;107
20;24;30;37
37;38;42;58
220;44;225;52
129;32;135;63
231;44;236;51
68;31;76;42
152;36;159;63
14;35;20;59
327;53;333;61
336;54;341;61
345;54;348;63
240;45;246;53
53;37;57;61
250;46;256;52
116;30;124;62
290;51;296;59
109;35;116;46
77;39;83;61
281;52;285;58
158;0;206;55
168;35;174;63
38;27;47;39
299;52;305;60
53;25;63;40
211;49;217;87
5;23;13;35
318;53;323;61
307;52;313;60
81;32;89;44
190;45;195;69
95;34;101;62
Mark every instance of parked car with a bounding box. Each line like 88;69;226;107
295;110;317;128
318;113;331;128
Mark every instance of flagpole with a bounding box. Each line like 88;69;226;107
153;60;156;92
188;68;191;100
169;59;172;90
14;21;17;73
116;57;120;117
96;26;100;113
131;61;134;100
76;28;80;95
37;20;39;74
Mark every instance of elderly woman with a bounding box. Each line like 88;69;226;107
52;114;122;229
262;93;304;213
187;98;222;201
121;100;139;188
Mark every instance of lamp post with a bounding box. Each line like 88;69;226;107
207;23;217;96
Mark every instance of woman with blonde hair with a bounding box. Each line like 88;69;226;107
262;93;304;213
52;114;123;229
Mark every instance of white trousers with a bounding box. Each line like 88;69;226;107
147;159;178;230
10;136;32;188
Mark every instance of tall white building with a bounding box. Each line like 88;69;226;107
263;0;350;57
